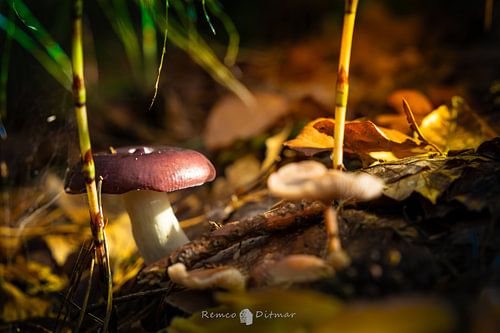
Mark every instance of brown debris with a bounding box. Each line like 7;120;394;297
165;200;325;269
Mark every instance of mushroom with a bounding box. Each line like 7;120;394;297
267;160;384;202
267;160;384;268
168;262;246;291
259;254;334;286
64;146;216;264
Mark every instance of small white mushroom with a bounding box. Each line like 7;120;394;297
267;160;384;202
168;263;247;291
263;254;334;285
267;161;384;268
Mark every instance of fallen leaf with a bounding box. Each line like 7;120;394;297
375;113;412;134
388;89;433;116
226;155;262;190
44;234;80;266
261;123;292;171
364;140;500;209
446;156;500;217
204;92;289;150
365;156;465;203
1;280;51;321
420;97;497;152
0;259;67;321
284;118;429;164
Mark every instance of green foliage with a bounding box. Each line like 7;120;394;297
0;0;251;112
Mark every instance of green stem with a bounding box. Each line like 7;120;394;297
332;0;359;169
71;1;112;331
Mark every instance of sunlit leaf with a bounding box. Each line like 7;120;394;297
106;213;144;290
364;139;500;208
285;118;429;164
420;97;497;152
44;234;80;266
261;123;292;171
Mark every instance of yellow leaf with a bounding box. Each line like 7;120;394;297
44;234;81;266
420;97;497;152
261;123;292;171
1;281;51;321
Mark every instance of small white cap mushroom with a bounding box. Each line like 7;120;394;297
168;263;246;291
267;160;384;202
263;254;333;285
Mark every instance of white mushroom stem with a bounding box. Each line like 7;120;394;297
123;190;188;264
324;206;341;253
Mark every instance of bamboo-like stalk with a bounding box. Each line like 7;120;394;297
71;0;112;331
332;0;359;169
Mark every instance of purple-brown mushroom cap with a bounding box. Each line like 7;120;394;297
64;146;216;194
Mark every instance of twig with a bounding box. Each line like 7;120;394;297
88;286;173;312
75;256;95;333
164;201;325;269
64;296;104;325
402;98;443;154
55;242;93;332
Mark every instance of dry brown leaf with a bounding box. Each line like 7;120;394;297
285;118;429;163
204;92;289;150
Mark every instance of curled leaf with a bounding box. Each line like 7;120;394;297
285;118;429;163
